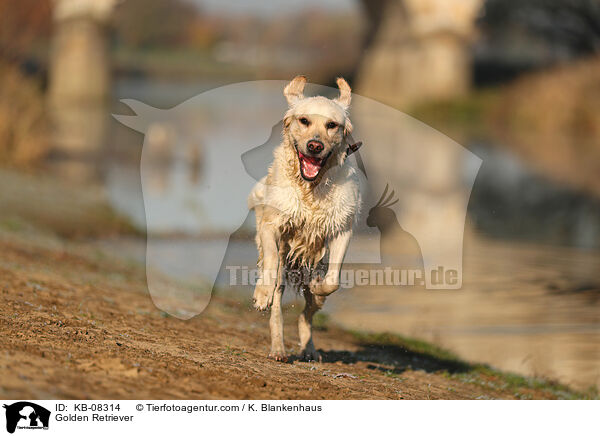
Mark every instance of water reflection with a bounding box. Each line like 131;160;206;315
468;143;600;250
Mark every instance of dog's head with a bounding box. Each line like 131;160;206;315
282;75;353;182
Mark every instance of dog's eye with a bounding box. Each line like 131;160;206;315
299;117;310;126
326;121;338;129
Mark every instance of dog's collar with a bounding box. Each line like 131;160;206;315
345;141;363;159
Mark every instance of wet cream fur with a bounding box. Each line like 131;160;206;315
248;76;361;362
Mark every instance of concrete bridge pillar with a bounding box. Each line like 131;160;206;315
47;0;117;179
356;0;483;109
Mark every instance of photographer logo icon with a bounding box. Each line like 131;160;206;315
3;402;50;434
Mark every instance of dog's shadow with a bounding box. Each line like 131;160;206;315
287;338;471;375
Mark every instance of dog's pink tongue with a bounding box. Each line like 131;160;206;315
301;157;321;179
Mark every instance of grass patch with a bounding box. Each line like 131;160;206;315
0;169;143;239
469;366;599;400
224;345;247;357
407;89;501;140
348;330;598;399
0;218;24;232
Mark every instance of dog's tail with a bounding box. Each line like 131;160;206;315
247;176;267;210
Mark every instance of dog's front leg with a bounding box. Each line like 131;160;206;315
311;230;351;296
253;224;280;310
268;272;286;361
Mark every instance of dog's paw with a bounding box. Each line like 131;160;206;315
253;284;274;311
300;347;322;363
268;351;288;362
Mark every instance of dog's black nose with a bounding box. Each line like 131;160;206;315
307;140;324;154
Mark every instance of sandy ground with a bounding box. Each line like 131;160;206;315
0;232;580;400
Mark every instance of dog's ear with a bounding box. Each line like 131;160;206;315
335;77;351;109
343;118;353;137
284;75;307;106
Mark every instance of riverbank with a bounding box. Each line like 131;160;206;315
0;168;595;399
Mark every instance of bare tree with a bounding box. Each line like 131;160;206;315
0;0;52;62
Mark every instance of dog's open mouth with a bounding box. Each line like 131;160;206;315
298;151;326;181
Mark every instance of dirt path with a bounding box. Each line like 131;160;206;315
0;231;586;400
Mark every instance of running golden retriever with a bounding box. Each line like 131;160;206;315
248;76;361;362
